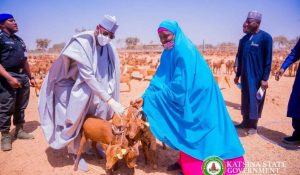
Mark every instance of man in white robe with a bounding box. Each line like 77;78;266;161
38;15;125;158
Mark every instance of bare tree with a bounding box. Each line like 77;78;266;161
125;37;140;49
36;38;51;52
216;42;237;52
287;35;300;50
273;36;288;49
204;44;214;49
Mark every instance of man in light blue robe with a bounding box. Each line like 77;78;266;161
234;10;273;135
38;15;125;158
133;20;244;171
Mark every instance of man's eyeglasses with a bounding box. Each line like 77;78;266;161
101;31;115;39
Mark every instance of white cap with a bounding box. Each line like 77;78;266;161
99;15;119;33
247;10;262;21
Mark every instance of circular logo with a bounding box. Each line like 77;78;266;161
203;156;225;175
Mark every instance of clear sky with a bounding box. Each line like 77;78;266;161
1;0;300;49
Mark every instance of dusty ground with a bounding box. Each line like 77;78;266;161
0;74;299;175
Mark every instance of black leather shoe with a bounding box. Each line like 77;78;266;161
167;162;181;171
235;118;250;129
235;122;249;129
282;136;300;145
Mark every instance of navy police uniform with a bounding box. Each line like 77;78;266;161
0;30;30;132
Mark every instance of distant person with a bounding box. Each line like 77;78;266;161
38;15;125;170
0;13;35;151
275;39;300;144
234;10;273;135
132;20;245;175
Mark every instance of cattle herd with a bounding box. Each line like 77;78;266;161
26;49;299;174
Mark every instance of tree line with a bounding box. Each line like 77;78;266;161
33;35;299;53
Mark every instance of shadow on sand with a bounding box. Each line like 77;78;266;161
258;126;300;150
11;120;40;143
45;147;75;167
225;100;241;110
45;142;180;175
233;120;300;150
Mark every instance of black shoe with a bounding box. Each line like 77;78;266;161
235;122;248;129
235;118;250;129
282;136;300;145
1;132;12;151
235;120;250;129
167;162;181;171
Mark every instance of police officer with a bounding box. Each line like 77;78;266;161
0;14;35;151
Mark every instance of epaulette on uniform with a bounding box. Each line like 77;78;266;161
0;30;4;37
0;31;4;41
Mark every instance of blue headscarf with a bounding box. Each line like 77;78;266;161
0;13;13;23
142;20;244;160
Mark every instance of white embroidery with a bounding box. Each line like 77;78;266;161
251;41;259;47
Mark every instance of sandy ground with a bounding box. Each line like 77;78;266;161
0;74;299;175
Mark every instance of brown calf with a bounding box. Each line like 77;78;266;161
101;143;128;175
34;78;43;97
120;66;132;92
124;144;139;175
125;107;158;170
74;116;128;173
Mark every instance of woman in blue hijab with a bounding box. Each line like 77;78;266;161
133;20;245;174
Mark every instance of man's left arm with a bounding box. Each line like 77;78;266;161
262;35;273;81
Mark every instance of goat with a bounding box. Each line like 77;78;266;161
120;66;132;92
124;144;139;175
101;143;128;175
125;106;158;170
212;59;225;74
225;59;235;75
34;77;43;97
74;116;128;174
